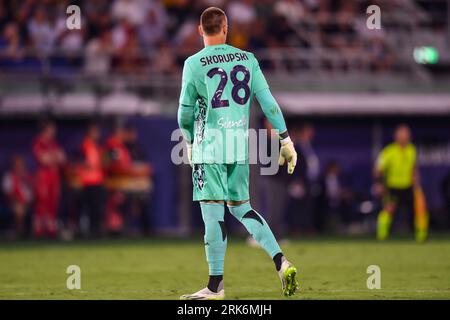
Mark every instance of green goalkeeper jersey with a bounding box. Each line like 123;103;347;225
179;44;269;164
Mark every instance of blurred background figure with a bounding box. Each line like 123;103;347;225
32;121;65;238
254;119;289;246
77;123;105;237
103;124;131;234
123;126;153;235
103;123;152;235
316;160;354;233
1;155;33;238
374;124;428;242
286;123;320;235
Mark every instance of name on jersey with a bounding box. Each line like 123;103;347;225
217;116;247;129
200;53;249;67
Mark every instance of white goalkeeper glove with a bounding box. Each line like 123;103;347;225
186;143;192;167
278;137;297;174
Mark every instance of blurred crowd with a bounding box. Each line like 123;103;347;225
1;120;153;239
0;0;411;75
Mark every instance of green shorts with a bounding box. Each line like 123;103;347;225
192;163;249;202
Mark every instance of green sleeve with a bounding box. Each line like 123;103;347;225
179;60;198;106
255;88;287;135
177;104;194;144
251;54;269;95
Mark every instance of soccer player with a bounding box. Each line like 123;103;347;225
177;7;299;300
32;121;65;238
374;124;428;242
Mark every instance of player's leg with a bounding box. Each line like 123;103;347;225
226;164;298;296
46;171;60;238
33;169;48;238
377;188;397;240
201;201;227;291
180;164;227;300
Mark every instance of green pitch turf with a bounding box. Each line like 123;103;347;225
0;236;449;300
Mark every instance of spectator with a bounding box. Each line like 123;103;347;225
0;22;24;59
32;121;65;238
27;6;56;54
274;0;306;25
85;0;113;39
138;1;168;48
2;155;33;238
111;18;133;50
84;29;114;75
112;0;147;26
152;41;179;76
227;0;257;25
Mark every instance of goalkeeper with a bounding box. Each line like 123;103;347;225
177;7;298;300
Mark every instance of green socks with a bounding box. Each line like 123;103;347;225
228;202;282;258
200;202;227;275
200;201;282;276
377;210;392;241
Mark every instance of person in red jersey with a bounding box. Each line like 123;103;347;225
104;125;132;175
2;155;33;237
78;123;105;237
32;121;65;238
103;124;151;234
103;125;132;234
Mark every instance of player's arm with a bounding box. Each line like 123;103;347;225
252;55;297;174
374;148;387;181
373;147;388;196
255;89;296;174
255;88;288;138
177;60;197;165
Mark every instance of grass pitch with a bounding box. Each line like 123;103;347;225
0;236;449;300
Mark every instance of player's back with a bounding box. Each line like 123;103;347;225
180;44;269;164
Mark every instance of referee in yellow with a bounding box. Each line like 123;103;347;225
374;124;428;242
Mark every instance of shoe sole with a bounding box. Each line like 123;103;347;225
283;266;299;297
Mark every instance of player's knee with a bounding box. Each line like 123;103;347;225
228;201;261;223
227;200;249;206
201;200;225;204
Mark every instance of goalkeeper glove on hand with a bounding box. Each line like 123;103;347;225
186;143;192;167
279;137;297;174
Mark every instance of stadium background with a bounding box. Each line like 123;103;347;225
0;0;450;300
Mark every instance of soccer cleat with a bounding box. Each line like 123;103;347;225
180;284;225;300
278;259;299;297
